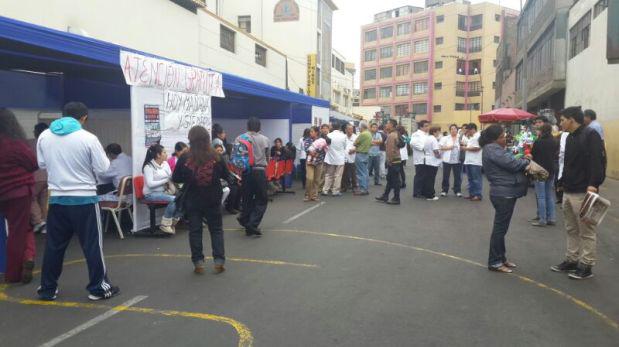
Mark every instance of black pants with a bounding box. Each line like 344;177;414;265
299;159;307;189
382;164;401;201
441;163;462;194
341;162;357;192
422;165;439;198
239;169;268;230
488;196;517;267
413;164;427;197
187;206;225;265
39;203;113;298
399;160;406;186
225;184;241;211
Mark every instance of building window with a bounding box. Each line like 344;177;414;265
468;103;480;110
470;37;482;52
470;14;483;31
434;82;442;90
397;22;411;36
255;44;267;66
396;84;410;96
433;105;442;113
495;14;501;22
570;11;591;59
594;0;608;18
415;18;428;32
380;26;394;39
380;66;393;79
469;59;481;74
436;37;444;45
412;103;427;115
468;81;482;96
379;86;393;98
456;81;466;97
363;88;376;99
435;61;443;69
457;37;467;53
494;36;500;43
396;63;410;76
414;39;429;54
365;30;377;42
456;59;466;74
333;55;345;74
395;104;409;116
455;103;465;110
493;59;497;67
397;43;411;57
364;69;376;81
437;15;444;23
380;46;393;59
492;81;496;89
413;60;429;73
220;25;236;53
413;82;428;95
515;63;523;91
364;49;377;62
458;15;467;31
238;16;251;33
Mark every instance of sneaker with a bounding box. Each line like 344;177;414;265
321;192;330;196
213;264;225;274
550;260;579;273
33;222;46;234
37;288;59;301
440;192;447;197
332;192;343;197
426;196;439;201
568;264;594;280
456;193;463;198
528;216;540;222
386;199;401;205
88;286;121;301
375;196;388;202
531;221;547;227
547;221;556;226
194;260;206;274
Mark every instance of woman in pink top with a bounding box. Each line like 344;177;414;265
167;142;188;172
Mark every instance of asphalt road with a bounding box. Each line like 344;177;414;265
1;168;618;347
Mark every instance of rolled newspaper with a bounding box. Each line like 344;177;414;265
579;192;611;226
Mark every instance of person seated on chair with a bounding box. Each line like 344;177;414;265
97;143;132;195
142;144;182;235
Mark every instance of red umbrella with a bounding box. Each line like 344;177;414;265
478;108;537;123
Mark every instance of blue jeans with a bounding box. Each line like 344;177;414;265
465;164;482;198
144;193;180;218
368;155;381;184
488;196;517;267
534;179;556;224
355;153;369;192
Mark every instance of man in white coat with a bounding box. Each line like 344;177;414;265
410;120;430;198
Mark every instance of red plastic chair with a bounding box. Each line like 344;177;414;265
133;176;169;234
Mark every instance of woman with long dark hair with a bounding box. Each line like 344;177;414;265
211;123;228;156
173;126;230;275
480;125;531;273
531;123;559;227
167;141;188;173
0;108;38;283
297;128;311;189
142;144;180;234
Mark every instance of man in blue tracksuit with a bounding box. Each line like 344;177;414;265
36;102;120;301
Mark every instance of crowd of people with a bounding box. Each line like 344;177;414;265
0;100;608;303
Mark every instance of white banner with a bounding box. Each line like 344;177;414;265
160;90;212;150
120;50;225;97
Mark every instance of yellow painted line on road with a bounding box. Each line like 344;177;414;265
0;286;253;347
262;228;619;332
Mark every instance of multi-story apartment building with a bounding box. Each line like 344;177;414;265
495;15;519;108
331;50;355;116
360;1;516;130
565;0;619;179
213;0;338;100
513;0;573;116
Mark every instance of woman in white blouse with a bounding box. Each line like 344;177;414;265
142;144;181;234
423;127;443;201
439;124;463;197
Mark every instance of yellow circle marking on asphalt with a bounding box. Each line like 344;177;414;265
248;228;619;332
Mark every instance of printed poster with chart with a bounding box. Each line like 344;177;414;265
143;105;161;146
159;90;212;150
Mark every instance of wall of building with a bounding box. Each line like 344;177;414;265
566;0;619;179
217;0;335;98
0;0;287;88
331;50;355;116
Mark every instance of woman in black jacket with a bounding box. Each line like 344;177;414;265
173;126;231;275
531;124;559;227
480;125;531;273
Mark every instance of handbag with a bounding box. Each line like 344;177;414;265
526;160;549;181
164;181;177;195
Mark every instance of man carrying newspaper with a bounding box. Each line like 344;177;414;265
551;107;606;280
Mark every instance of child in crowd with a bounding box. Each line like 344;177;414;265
306;137;328;165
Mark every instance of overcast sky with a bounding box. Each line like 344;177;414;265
332;0;522;88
